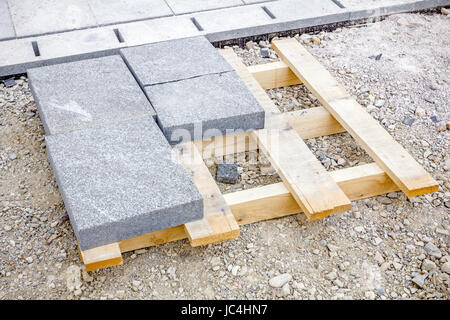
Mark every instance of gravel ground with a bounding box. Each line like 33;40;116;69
0;12;449;300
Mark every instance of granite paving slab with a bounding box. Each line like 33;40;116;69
8;0;97;38
0;0;15;41
28;55;155;135
165;0;243;15
46;116;204;250
120;36;233;86
116;15;201;47
1;0;448;77
89;0;173;26
144;71;265;144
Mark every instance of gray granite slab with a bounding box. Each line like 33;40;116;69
46;116;204;250
8;0;97;38
0;0;15;40
28;55;155;135
165;0;243;15
194;5;275;42
145;71;265;144
89;0;173;25
265;0;347;21
120;36;233;86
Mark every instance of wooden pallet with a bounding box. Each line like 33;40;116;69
80;39;438;271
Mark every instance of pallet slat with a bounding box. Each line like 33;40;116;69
80;242;123;272
287;107;346;139
176;142;240;246
272;38;438;198
220;48;351;219
247;61;301;89
81;162;399;271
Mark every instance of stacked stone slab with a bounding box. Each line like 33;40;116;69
28;56;204;250
120;36;265;144
28;55;156;135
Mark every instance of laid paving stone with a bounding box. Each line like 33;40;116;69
144;71;265;144
89;0;173;25
28;55;155;135
8;0;97;38
216;163;239;184
0;27;122;77
165;0;243;15
243;0;276;3
117;16;201;47
0;0;15;40
265;0;349;26
46;117;204;250
120;36;233;86
194;5;275;42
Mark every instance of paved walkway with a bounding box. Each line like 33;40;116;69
1;0;448;76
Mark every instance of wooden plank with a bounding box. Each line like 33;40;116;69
81;162;399;271
247;61;301;89
272;38;438;198
79;242;123;272
176;142;240;246
220;48;351;219
225;162;399;224
286;107;346;139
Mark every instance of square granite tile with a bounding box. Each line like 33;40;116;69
46;116;203;250
120;36;233;86
145;71;265;144
28;55;155;135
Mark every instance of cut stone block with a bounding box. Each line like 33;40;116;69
144;71;265;144
165;0;243;15
8;0;97;37
120;36;233;86
216;163;239;184
0;0;15;40
45;117;204;250
89;0;173;25
28;55;155;135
